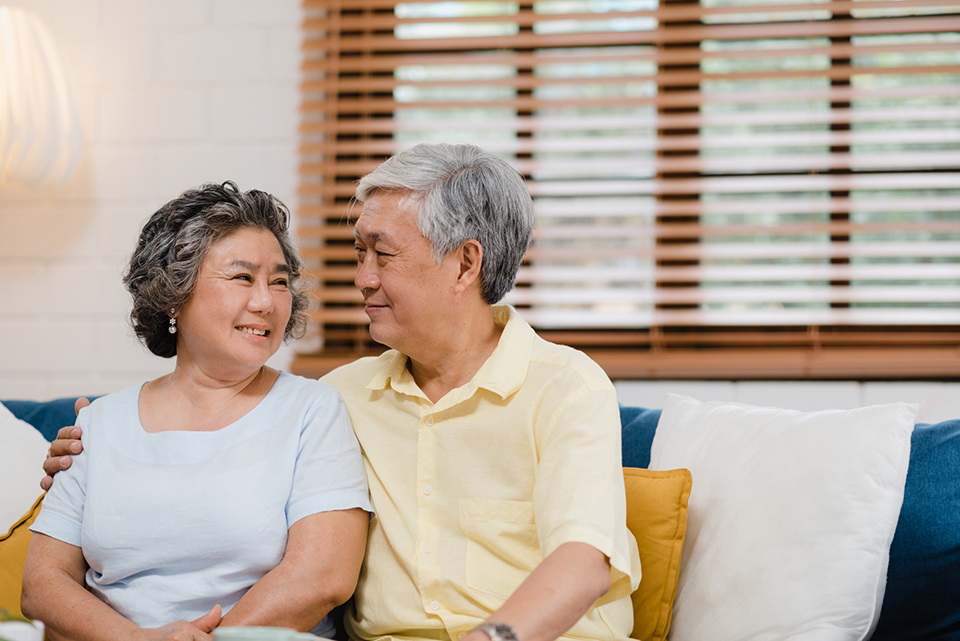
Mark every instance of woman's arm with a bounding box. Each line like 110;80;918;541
22;533;221;641
220;507;368;631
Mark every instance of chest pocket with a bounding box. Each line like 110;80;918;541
459;498;541;599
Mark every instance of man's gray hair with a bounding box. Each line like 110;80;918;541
356;143;535;304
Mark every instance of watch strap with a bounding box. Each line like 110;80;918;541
473;622;520;641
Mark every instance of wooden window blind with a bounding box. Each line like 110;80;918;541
294;0;960;380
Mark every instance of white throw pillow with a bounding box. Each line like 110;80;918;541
0;403;49;534
650;394;917;641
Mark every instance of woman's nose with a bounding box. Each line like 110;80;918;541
249;281;275;312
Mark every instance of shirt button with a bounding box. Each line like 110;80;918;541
423;484;432;495
459;634;466;640
425;416;434;427
430;599;440;611
422;543;431;554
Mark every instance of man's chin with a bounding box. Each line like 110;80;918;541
367;322;394;349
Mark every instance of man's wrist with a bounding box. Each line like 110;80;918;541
472;622;520;641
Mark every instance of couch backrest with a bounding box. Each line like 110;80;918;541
6;398;960;639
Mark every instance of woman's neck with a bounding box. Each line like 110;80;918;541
139;365;280;433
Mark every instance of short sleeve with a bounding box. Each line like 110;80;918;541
286;384;372;527
532;383;641;605
30;408;91;547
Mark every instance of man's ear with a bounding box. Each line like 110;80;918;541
454;239;483;294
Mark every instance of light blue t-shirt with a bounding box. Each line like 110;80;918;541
32;372;371;637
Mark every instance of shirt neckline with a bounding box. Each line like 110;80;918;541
133;370;289;436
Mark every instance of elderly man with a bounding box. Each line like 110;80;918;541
43;143;641;641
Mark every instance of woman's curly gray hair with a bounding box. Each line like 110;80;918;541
123;181;308;358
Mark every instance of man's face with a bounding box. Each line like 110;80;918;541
353;190;462;355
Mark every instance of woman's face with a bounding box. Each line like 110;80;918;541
175;227;293;379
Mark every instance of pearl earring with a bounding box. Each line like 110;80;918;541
168;308;177;334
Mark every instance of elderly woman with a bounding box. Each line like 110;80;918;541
21;182;371;641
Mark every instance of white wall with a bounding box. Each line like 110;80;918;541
0;0;301;400
1;2;956;420
615;380;960;424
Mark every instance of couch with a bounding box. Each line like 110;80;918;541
2;396;959;640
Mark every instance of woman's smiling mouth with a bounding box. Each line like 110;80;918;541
237;326;268;336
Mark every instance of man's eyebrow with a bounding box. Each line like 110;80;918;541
354;228;386;244
228;259;290;273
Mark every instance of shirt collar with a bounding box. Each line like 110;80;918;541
365;350;423;398
364;305;534;403
471;305;534;399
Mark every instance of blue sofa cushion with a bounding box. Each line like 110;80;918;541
872;417;960;640
4;398;89;442
619;405;661;470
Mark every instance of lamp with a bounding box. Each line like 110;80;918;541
0;6;81;187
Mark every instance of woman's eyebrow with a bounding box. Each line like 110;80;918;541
227;259;290;273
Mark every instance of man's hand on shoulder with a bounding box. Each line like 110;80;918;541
39;397;89;490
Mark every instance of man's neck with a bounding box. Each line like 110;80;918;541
407;305;504;404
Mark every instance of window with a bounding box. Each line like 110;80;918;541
296;0;960;379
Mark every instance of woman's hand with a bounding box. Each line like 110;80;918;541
40;398;89;490
136;606;222;641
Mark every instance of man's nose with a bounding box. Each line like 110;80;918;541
355;256;380;291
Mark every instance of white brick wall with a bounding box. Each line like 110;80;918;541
0;0;301;400
2;1;955;421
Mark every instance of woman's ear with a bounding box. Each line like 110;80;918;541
454;239;484;294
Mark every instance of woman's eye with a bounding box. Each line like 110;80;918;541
234;274;252;282
273;279;289;288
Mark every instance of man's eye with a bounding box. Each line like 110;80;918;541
272;279;289;288
233;274;252;282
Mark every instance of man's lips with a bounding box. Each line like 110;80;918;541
364;302;389;313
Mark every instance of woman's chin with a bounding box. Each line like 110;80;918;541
177;346;278;382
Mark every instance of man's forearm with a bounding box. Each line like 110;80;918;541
465;541;612;641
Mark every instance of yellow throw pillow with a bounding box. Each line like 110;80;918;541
624;467;692;641
0;494;43;619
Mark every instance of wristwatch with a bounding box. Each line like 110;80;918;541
473;622;520;641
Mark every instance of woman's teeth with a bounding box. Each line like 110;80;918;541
238;327;267;336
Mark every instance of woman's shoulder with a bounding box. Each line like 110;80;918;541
271;372;344;406
83;383;146;418
76;383;147;446
264;373;351;438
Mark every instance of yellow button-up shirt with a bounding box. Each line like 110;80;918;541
322;306;641;641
